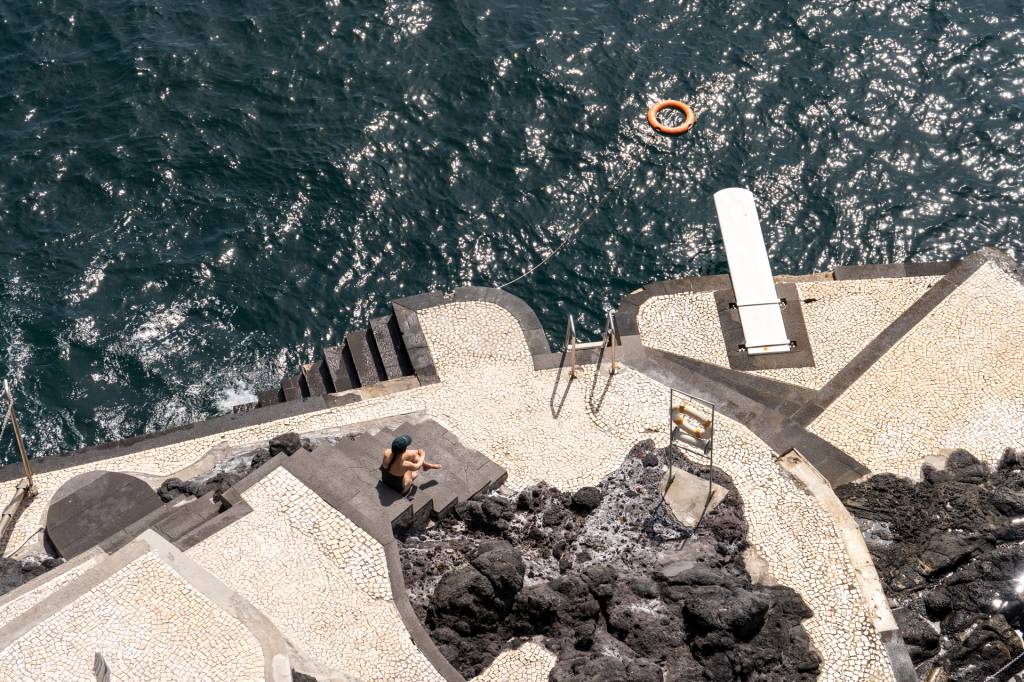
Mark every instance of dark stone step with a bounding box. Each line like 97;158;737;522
323;344;359;393
153;494;221;543
296;441;414;531
280;374;305;401
257;387;284;408
346;330;386;387
232;401;258;414
369;315;415;380
301;360;334;397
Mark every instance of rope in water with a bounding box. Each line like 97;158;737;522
496;99;695;290
495;147;647;290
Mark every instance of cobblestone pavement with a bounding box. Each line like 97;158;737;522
187;467;444;681
637;276;939;389
810;262;1024;478
584;368;894;682
0;555;100;630
0;551;264;681
0;303;645;553
0;298;901;679
471;639;556;682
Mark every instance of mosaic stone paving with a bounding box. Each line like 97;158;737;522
0;551;264;681
810;262;1024;478
0;554;100;630
187;467;444;681
5;277;995;679
472;640;556;682
637;276;940;389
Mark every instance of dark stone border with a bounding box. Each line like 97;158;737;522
791;248;1016;425
714;283;815;371
833;261;959;281
616;273;732;336
393;286;553;382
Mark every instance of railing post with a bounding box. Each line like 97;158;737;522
606;312;619;376
4;381;34;494
565;316;577;379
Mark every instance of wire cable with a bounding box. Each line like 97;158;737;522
495;147;647;289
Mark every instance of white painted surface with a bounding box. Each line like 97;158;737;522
713;187;792;354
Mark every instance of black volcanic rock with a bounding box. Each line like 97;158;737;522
893;609;939;663
570;487;603;512
268;431;303;457
457;496;515;533
0;556;62;598
405;443;820;680
837;447;1024;679
428;565;500;636
470;542;524;603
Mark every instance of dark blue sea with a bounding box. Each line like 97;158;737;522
1;0;1022;461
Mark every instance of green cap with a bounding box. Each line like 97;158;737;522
391;435;412;455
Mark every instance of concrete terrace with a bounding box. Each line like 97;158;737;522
0;247;1019;680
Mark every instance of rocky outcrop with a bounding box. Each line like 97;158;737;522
0;555;63;598
157;432;309;503
837;448;1024;680
401;442;821;680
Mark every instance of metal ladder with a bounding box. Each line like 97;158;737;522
563;311;621;379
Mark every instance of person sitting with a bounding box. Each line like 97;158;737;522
380;434;441;495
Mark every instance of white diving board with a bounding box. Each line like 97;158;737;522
713;187;794;355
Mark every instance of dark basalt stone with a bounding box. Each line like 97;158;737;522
837;447;1024;679
402;443;821;681
570;487;603;512
0;556;62;598
268;431;303;457
893;609;939;663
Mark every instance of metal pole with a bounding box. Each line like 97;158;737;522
667;388;674;485
567;316;577;379
4;382;33;493
607;312;618;376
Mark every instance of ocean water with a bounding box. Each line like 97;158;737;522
0;0;1022;461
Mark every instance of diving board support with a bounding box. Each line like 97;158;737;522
713;187;795;356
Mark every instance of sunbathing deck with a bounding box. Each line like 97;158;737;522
637;275;940;389
1;248;1021;681
808;259;1024;477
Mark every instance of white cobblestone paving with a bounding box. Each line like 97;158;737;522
187;467;444;682
0;298;904;679
0;557;99;629
637;276;939;389
810;262;1024;478
0;551;264;681
472;639;556;682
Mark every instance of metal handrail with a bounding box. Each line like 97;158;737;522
564;315;578;379
605;311;620;375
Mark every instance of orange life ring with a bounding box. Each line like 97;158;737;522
647;100;695;135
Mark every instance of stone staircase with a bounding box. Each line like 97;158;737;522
290;420;506;533
253;312;415;409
